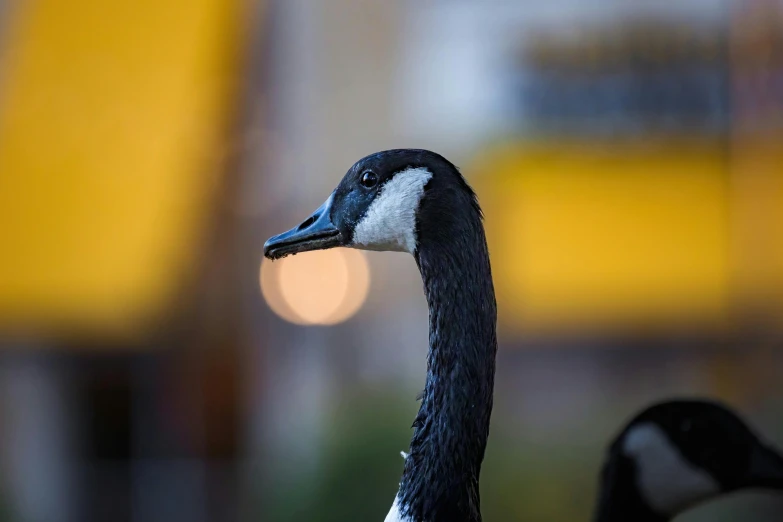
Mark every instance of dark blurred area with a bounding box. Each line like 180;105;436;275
1;1;782;521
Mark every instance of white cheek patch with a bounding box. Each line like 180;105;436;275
623;423;720;516
351;167;432;254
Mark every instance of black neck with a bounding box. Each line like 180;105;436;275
592;455;669;522
396;202;497;522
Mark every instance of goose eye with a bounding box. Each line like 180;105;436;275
681;420;692;433
361;171;379;188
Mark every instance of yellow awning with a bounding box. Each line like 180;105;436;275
0;0;244;339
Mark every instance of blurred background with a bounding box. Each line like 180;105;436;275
1;0;783;521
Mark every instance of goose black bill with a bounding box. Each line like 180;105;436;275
263;194;343;260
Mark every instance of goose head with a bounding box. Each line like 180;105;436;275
264;149;482;260
596;399;783;522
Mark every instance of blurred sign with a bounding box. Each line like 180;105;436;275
0;0;243;339
471;140;783;334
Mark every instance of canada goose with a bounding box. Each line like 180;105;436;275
265;149;495;522
595;399;783;522
263;150;783;521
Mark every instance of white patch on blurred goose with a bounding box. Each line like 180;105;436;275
384;496;411;522
352;167;432;253
623;423;720;516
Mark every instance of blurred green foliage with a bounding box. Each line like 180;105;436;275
261;389;412;522
259;387;602;522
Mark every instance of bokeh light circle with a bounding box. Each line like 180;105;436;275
260;249;370;325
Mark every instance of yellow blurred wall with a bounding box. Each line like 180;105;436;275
472;139;783;334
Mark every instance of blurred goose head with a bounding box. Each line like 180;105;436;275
595;399;783;522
